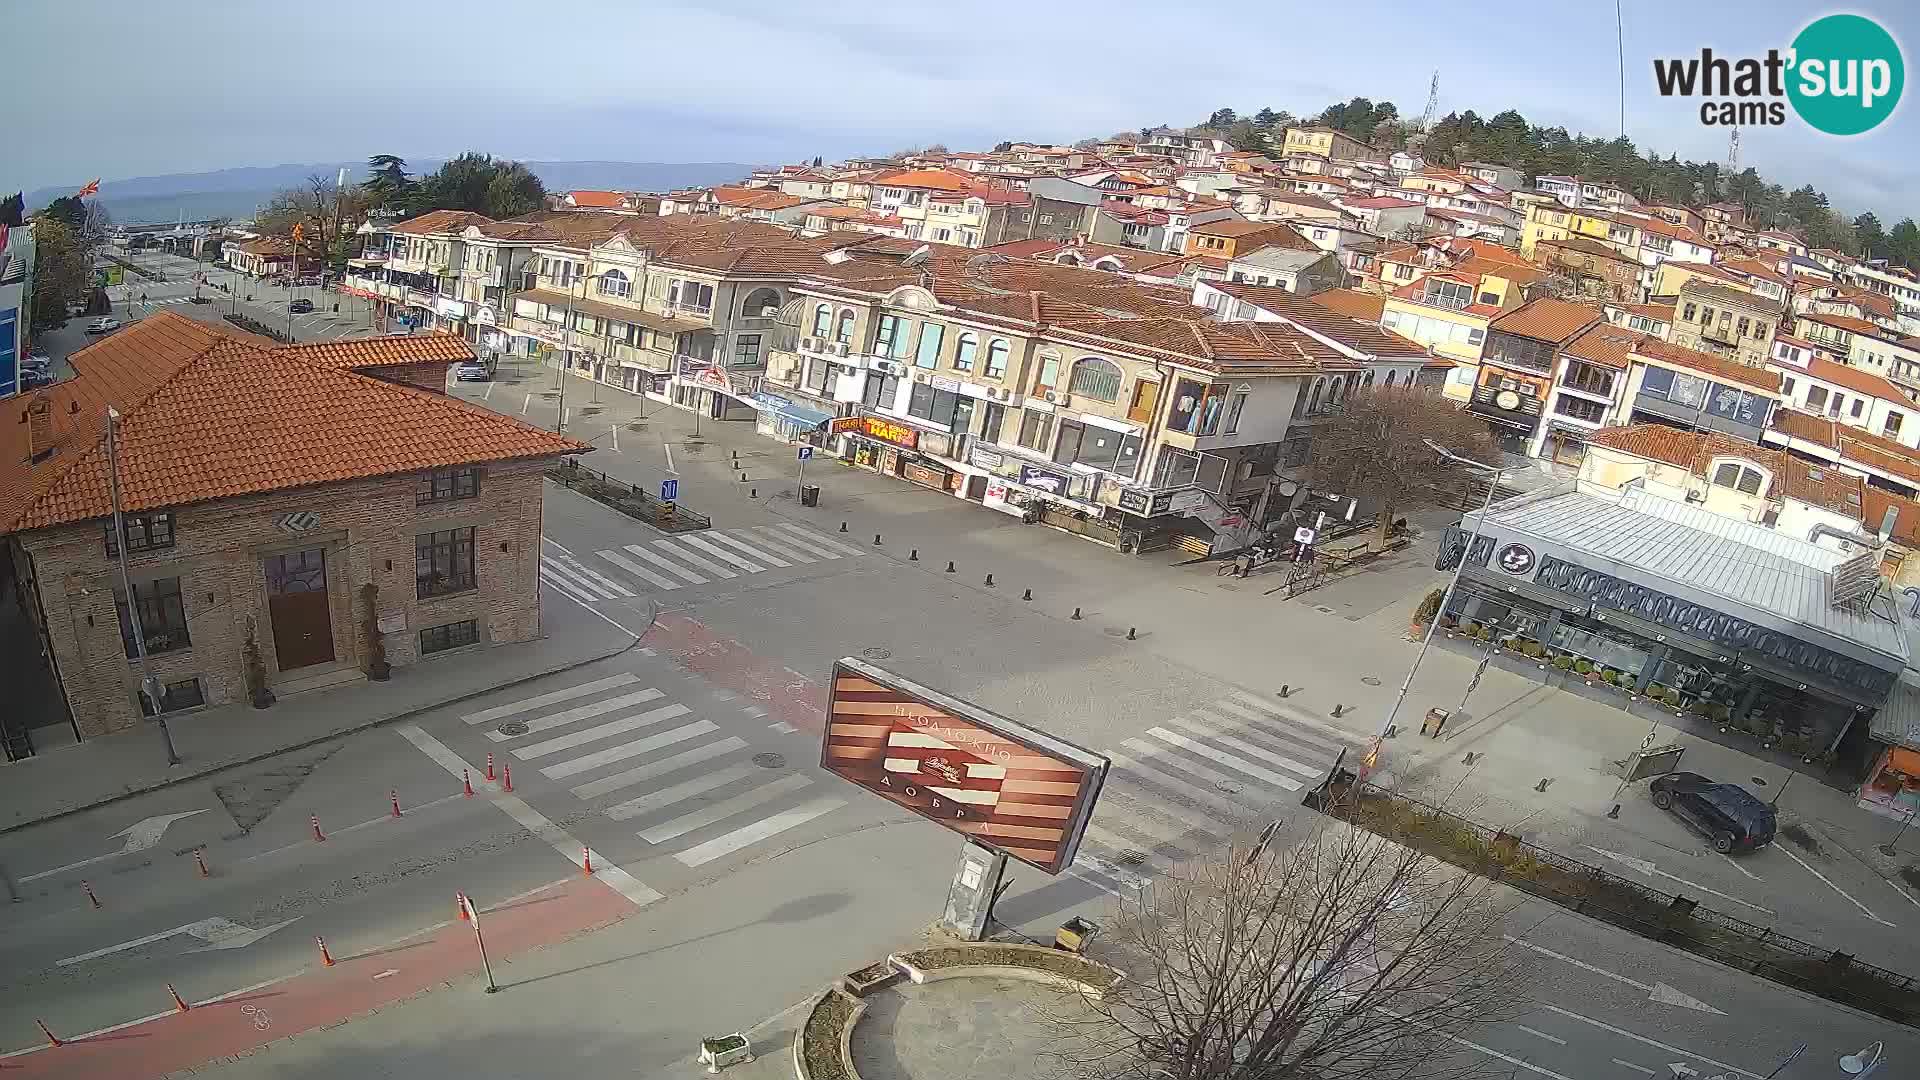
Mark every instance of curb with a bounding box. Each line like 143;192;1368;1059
0;609;654;839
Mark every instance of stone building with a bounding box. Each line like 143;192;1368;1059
1;312;584;752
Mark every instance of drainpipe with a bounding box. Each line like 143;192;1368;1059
1808;522;1877;548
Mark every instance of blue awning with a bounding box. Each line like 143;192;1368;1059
753;394;834;430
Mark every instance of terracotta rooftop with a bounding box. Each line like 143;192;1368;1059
1632;338;1784;394
1308;288;1386;322
565;190;626;209
1586;424;1864;515
871;168;975;192
390;209;495;236
1562;323;1645;370
1;312;585;536
1767;406;1839;448
1488;298;1603;343
1586;424;1715;469
1209;284;1424;358
1801;354;1912;402
1800;311;1886;336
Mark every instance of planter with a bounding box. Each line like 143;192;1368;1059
887;943;1124;1000
698;1034;753;1072
840;961;902;998
793;987;864;1080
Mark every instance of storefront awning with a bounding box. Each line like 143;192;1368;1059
1872;671;1920;750
753;395;833;430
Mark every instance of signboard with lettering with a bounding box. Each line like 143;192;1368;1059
821;658;1108;875
860;415;919;449
829;416;864;434
1018;463;1071;495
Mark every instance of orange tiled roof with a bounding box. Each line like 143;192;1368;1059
390;209;494;236
871;168;974;192
1632;337;1783;394
1308;288;1386;322
278;335;475;370
566;190;626;209
1585;424;1713;468
1;312;585;535
1488;298;1602;343
1768;406;1839;448
1562;323;1644;370
1803;354;1911;402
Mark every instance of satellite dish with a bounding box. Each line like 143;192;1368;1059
900;244;931;267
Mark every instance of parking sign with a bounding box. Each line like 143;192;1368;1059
797;446;813;461
660;478;678;502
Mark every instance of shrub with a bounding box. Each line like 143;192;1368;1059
1574;659;1593;675
1552;655;1573;670
1413;587;1444;626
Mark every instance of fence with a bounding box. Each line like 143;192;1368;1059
1315;779;1920;1026
545;459;711;534
224;313;293;344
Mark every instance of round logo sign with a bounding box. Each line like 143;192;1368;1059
1496;542;1536;576
1788;14;1904;136
1495;390;1521;411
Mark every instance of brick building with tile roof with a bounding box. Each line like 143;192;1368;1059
2;313;587;746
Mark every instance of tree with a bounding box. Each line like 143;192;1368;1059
255;173;373;270
1890;219;1920;271
363;153;415;212
1207;107;1238;129
39;195;86;232
1307;385;1496;549
1036;819;1528;1080
0;192;22;228
1855;213;1887;261
1223;119;1265;153
418;152;548;219
993;141;1014;153
27;217;89;333
1252;107;1280;129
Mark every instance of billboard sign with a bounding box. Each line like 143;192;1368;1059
821;658;1108;875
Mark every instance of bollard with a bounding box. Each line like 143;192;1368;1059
1331;704;1346;717
1127;627;1137;641
873;534;882;546
195;849;211;878
169;983;191;1013
82;880;101;909
1022;588;1033;601
945;560;955;573
1535;778;1551;792
909;549;918;561
1607;804;1621;819
739;472;748;483
1384;724;1398;739
839;522;848;533
316;935;335;967
1071;607;1082;620
582;846;595;876
457;891;470;922
35;1019;62;1048
311;815;326;842
984;573;995;587
486;753;496;782
750;487;757;498
1278;684;1291;698
464;770;475;798
391;789;403;818
502;763;514;792
1462;751;1477;766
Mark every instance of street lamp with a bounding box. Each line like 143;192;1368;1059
105;407;180;768
555;269;616;435
1366;440;1506;774
1840;1041;1883;1077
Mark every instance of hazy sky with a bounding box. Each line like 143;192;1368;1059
7;1;1915;218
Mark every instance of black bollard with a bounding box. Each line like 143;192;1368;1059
1278;684;1291;698
1535;778;1551;792
909;549;918;561
750;487;758;498
873;534;882;546
1022;589;1032;601
1071;607;1082;620
840;522;848;533
984;573;994;587
945;560;955;573
1126;627;1137;640
1607;804;1621;819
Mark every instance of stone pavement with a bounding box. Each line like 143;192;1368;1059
0;582;641;834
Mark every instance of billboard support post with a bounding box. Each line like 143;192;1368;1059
942;839;1009;941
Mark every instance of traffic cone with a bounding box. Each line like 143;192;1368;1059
316;936;334;967
390;789;403;818
168;983;191;1013
311;815;326;842
463;770;475;798
502;763;514;792
457;891;470;921
82;880;101;909
485;753;496;782
582;846;595;876
35;1019;61;1048
194;849;211;878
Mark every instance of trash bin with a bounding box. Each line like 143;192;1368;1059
799;484;820;507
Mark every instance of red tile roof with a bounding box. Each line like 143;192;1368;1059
1802;355;1911;402
1563;323;1644;370
390;209;494;236
871;168;974;192
566;190;626;209
1632;338;1783;394
1308;288;1386;322
1;312;584;535
1488;298;1603;343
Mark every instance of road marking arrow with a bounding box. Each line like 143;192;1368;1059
1505;937;1724;1014
1668;1064;1697;1078
22;809;211;882
1584;846;1775;915
57;916;300;967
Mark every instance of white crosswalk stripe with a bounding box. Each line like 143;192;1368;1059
564;527;868;599
541;555;629;601
596;548;685;591
513;703;692;760
770;523;865;557
677;533;766;572
640;773;815;844
609;544;709;584
753;525;842;559
541;564;600;605
463;674;639;725
646;539;737;580
707;530;804;566
540;720;720;779
673;796;845;867
484;688;664;741
574;738;748;801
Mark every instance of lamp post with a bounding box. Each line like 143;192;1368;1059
106;407;180;768
1840;1041;1884;1077
1366;441;1506;776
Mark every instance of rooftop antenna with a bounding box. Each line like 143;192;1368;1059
1417;70;1440;133
900;243;931;268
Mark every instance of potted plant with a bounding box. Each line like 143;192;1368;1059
1552;655;1573;671
697;1033;753;1071
360;582;391;682
1411;588;1444;639
1461;620;1481;639
242;619;275;709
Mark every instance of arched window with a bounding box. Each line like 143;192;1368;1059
1307;378;1325;414
1384;370;1398;388
597;269;630;298
985;339;1010;379
1363;370;1376;388
811;304;832;337
835;309;855;344
954;333;979;372
1068;356;1124;402
741;287;782;317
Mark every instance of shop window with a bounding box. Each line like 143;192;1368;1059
138;677;206;716
1073;427;1143;477
116;577;190;658
420;619;480;655
1017;409;1054;452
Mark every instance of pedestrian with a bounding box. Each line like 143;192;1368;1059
332;302;339;314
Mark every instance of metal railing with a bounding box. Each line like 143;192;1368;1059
545;459;711;534
1316;779;1920;1025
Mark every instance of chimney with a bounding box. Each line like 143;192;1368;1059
1880;505;1900;541
25;397;53;462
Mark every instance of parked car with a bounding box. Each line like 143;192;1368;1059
288;299;314;314
84;317;121;335
454;361;492;382
1649;772;1776;853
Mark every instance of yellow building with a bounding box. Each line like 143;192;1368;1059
1519;202;1615;259
1280;126;1382;163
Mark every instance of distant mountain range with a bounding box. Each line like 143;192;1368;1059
23;160;755;225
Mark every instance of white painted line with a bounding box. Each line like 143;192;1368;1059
641;773;815;843
1118;737;1270;808
541;720;720;779
1514;1024;1566;1046
462;674;639;725
607;762;761;821
485;688;665;742
1080;824;1180;874
1171;713;1325;778
541;564;605;604
769;721;797;734
678;533;765;573
732;528;817;564
563;407;570;425
1208;697;1351;755
1535;1005;1762;1079
1429;1027;1573;1080
755;524;843;559
395;724;661;906
1611;1060;1656;1076
541;557;619;599
606;544;708;584
1719;851;1761;880
773;522;864;557
1586;846;1775;914
662;440;676;474
542;572;643;639
541;535;575;557
595;548;685;591
674;796;845;866
549;554;635;597
574;737;749;800
1106;748;1250;818
513;704;693;760
1502;935;1723;1013
373;968;400;979
483;381;495;402
702;530;792;567
1147;727;1303;791
489;876;574;908
1222;692;1362;747
1093;794;1222;849
1776;843;1896;926
522;393;532;415
609;422;619;453
647;540;737;579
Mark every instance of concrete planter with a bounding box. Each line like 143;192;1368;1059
792;986;865;1080
840;961;902;998
887;943;1124;1000
699;1033;753;1072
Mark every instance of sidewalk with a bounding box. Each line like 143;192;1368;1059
0;584;640;835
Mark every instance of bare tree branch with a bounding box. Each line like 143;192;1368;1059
1305;385;1496;548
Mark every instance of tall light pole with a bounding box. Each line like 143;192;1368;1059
554;268;611;435
106;407;180;767
1840;1041;1884;1077
1366;440;1505;775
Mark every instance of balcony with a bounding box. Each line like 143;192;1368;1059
405;288;438;309
460;265;505;287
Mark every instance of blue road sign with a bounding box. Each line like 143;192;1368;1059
797;446;813;461
660;478;679;502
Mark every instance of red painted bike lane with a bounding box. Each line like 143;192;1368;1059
647;612;828;733
1;877;632;1079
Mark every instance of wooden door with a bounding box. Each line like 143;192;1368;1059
265;548;334;671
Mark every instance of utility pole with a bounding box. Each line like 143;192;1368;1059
555;267;595;436
106;407;180;768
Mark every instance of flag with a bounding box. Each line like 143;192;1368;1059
76;179;100;199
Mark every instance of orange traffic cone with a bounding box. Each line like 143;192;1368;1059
316;936;335;967
582;846;595;876
457;891;470;922
168;983;191;1013
35;1019;61;1048
485;753;496;782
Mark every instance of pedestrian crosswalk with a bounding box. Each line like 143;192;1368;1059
1067;690;1361;893
540;523;864;603
460;673;845;868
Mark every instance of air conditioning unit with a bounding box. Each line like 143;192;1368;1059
833;342;851;356
800;336;819;352
1044;391;1059;404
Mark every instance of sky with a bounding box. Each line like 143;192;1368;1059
6;0;1917;220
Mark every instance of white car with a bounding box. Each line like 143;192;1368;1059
84;317;122;335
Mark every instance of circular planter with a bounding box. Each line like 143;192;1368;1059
792;986;865;1080
887;943;1124;1000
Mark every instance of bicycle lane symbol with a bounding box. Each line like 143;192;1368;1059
239;1002;272;1031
